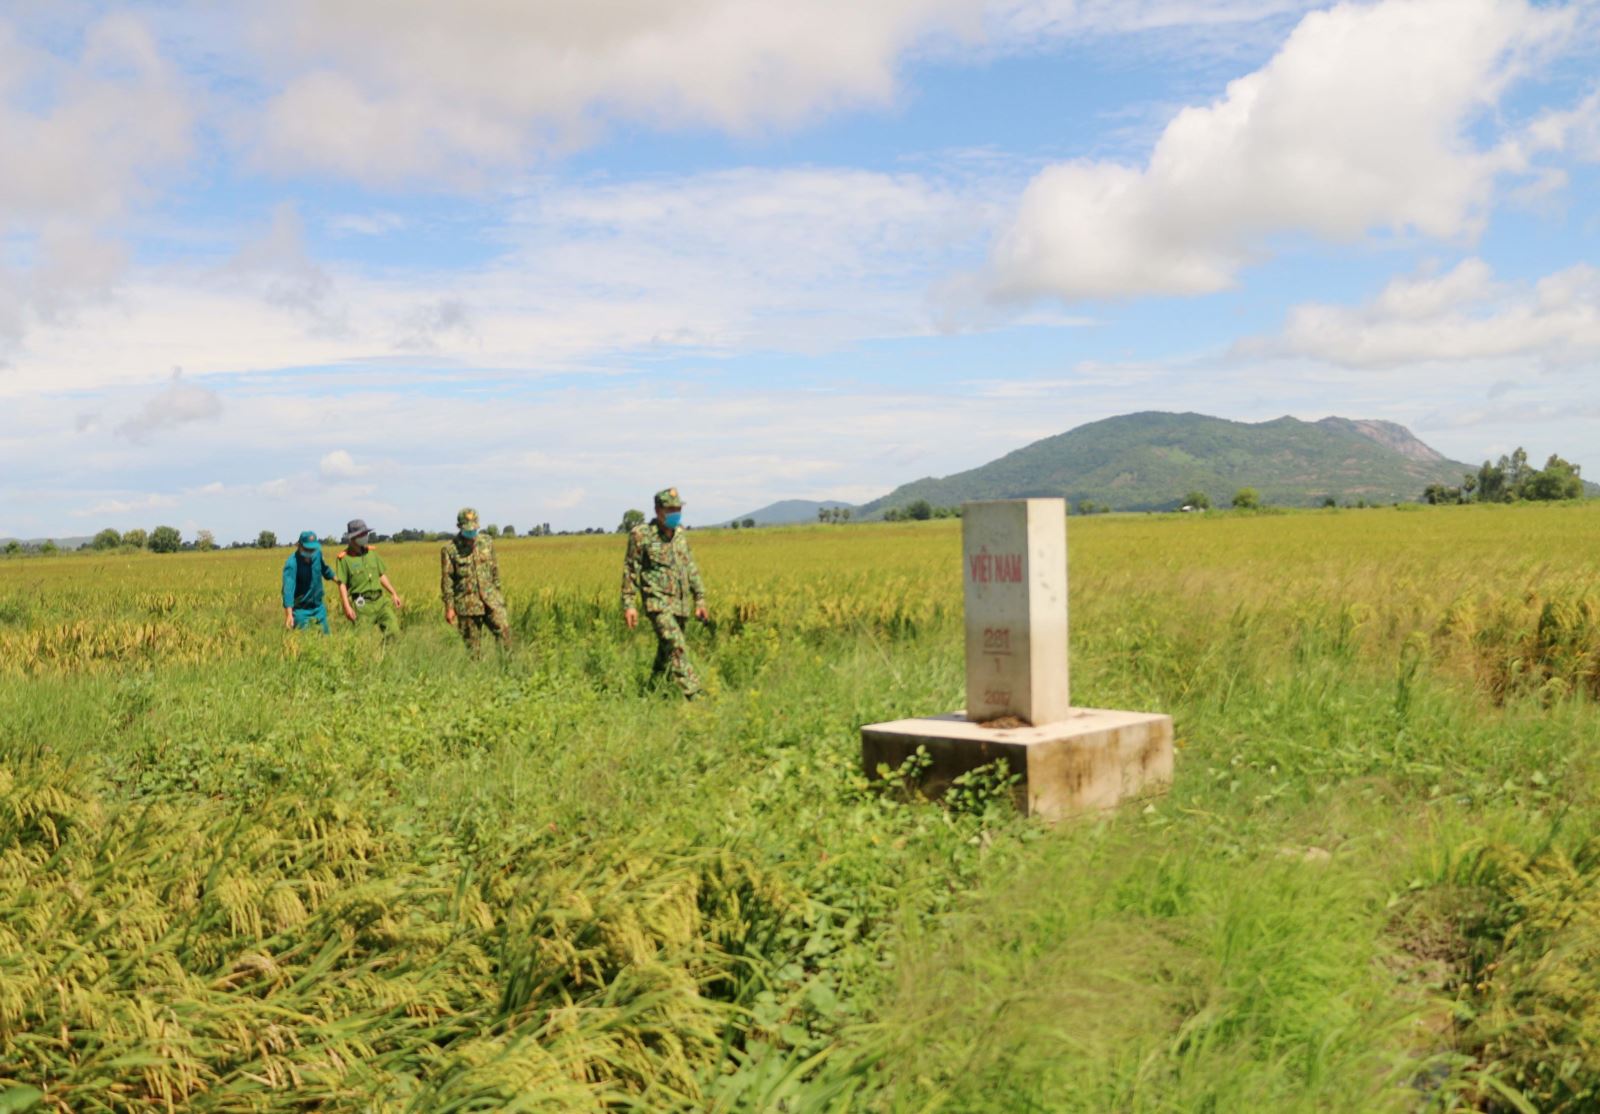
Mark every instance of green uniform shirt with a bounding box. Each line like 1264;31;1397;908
440;535;505;616
334;548;388;599
621;523;705;616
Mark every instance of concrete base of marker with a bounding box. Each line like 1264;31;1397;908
860;708;1173;821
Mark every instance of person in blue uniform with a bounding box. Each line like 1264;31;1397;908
282;530;335;633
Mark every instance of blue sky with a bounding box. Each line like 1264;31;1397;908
2;0;1598;541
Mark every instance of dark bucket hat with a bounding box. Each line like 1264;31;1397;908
341;518;372;544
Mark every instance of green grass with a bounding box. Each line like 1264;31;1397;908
3;504;1600;1110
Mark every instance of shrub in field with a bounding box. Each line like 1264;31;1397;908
148;525;182;553
1445;836;1600;1112
1438;591;1600;704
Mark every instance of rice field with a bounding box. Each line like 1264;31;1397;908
3;501;1599;1111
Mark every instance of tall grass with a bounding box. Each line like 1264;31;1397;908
2;502;1599;1109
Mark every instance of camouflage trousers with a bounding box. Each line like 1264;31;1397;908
649;611;702;698
456;601;512;651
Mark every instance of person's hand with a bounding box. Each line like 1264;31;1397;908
344;606;358;623
284;610;295;630
694;605;709;622
391;593;404;610
624;607;638;630
445;606;457;626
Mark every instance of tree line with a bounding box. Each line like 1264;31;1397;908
2;521;569;557
3;526;194;556
1423;448;1584;505
882;500;958;521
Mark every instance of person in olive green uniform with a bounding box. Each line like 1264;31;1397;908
622;487;709;698
441;507;511;650
333;518;404;634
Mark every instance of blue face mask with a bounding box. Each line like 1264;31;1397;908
663;512;683;529
460;529;478;539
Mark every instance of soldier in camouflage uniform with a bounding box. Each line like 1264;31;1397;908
441;507;511;651
622;487;709;698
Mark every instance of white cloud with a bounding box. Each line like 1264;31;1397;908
981;0;1572;303
319;450;369;480
0;229;128;337
1240;258;1600;369
395;298;473;353
327;211;410;237
0;15;191;225
227;203;348;337
0;14;192;353
503;167;996;350
1414;398;1600;434
247;0;985;184
1528;88;1600;163
114;371;224;442
74;493;179;517
236;0;1358;184
1;166;999;396
544;487;587;511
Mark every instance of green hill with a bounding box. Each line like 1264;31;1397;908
860;412;1481;514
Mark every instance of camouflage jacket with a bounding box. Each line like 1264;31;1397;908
621;523;705;615
440;535;505;616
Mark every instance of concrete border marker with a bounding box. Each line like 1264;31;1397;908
861;498;1173;821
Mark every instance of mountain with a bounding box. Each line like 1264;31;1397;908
1318;417;1445;463
0;535;94;550
857;412;1483;514
721;499;858;526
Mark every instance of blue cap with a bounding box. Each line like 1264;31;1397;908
297;530;321;550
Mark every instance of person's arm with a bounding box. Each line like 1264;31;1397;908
379;572;403;608
282;558;297;629
685;538;708;621
333;557;357;622
441;547;456;625
621;529;641;629
490;543;503;594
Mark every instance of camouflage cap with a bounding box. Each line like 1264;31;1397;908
456;507;479;529
653;487;683;508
